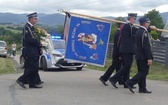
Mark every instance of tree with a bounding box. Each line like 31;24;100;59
0;27;22;50
109;17;124;42
110;25;117;42
43;25;64;36
150;30;159;40
55;25;64;35
145;9;164;36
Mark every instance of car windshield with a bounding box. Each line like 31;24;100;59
0;42;6;47
52;40;65;49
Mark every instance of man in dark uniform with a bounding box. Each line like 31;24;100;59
125;16;154;93
109;13;156;89
99;23;123;86
109;13;138;88
16;12;43;89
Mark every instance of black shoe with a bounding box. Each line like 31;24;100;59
16;79;27;89
99;77;108;86
139;90;152;93
36;81;44;85
29;84;43;89
125;81;134;93
124;85;136;89
23;81;28;84
118;82;124;85
109;78;118;88
118;79;124;85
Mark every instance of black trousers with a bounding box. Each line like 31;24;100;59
101;57;122;81
22;58;41;84
12;50;16;56
18;56;40;86
127;60;149;90
110;53;133;84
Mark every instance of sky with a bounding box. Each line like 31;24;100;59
0;0;168;17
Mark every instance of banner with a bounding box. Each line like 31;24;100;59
65;16;111;67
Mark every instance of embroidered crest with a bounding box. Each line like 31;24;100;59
97;24;104;31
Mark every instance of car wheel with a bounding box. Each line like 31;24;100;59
20;56;25;68
42;57;48;71
76;67;83;70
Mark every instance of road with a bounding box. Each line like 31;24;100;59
0;56;168;105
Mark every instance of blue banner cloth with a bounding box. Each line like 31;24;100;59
65;16;111;67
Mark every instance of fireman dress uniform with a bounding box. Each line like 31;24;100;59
125;16;153;93
109;13;138;88
17;12;43;88
99;27;123;86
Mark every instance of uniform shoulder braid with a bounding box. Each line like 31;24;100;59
141;29;151;47
144;31;148;38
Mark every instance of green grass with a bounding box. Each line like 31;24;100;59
0;24;22;33
130;61;168;81
0;57;15;75
86;58;168;81
5;28;21;33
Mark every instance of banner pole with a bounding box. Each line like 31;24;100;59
58;9;168;33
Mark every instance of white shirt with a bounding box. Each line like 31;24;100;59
27;22;33;27
140;26;148;32
12;43;16;51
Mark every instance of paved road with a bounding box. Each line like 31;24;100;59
0;56;168;105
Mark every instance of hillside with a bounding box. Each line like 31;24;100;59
0;13;65;26
0;12;167;26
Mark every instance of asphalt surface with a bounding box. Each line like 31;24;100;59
0;56;168;105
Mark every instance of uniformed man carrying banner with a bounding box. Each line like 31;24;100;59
125;16;153;93
109;13;139;88
109;13;156;89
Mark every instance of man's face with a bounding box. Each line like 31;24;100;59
30;17;38;25
144;22;150;28
130;17;136;23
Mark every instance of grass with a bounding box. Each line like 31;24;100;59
0;24;22;33
86;58;168;81
5;28;21;33
0;57;15;75
131;61;168;81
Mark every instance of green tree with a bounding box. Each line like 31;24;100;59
110;17;124;42
150;30;159;40
110;25;117;42
145;9;164;36
43;25;64;36
0;27;22;50
55;25;64;35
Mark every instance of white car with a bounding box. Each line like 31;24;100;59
20;36;85;71
41;38;85;70
0;40;7;57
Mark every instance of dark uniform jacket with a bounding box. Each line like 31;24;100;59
22;22;41;58
112;29;121;58
135;26;153;60
119;22;138;53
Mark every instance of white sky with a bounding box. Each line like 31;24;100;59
0;0;168;17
